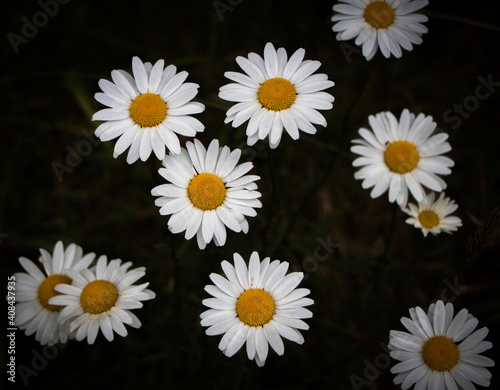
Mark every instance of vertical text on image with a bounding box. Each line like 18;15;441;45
7;276;17;383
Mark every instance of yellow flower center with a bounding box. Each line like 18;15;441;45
258;78;297;111
187;173;227;211
418;210;440;229
384;141;420;174
421;336;459;372
129;93;167;128
80;280;118;314
38;274;72;311
236;288;275;327
364;1;396;29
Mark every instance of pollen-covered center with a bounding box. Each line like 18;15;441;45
384;141;420;174
80;280;118;315
364;1;396;29
236;288;275;327
38;274;72;311
129;93;167;128
258;78;297;111
421;336;459;372
188;173;227;211
418;210;440;229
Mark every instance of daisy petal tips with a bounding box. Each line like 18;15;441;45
151;139;262;250
351;109;454;207
332;0;429;61
92;56;205;164
219;42;335;149
200;251;313;366
389;300;494;389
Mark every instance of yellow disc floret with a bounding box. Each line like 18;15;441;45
364;1;396;29
418;210;440;229
129;93;167;128
422;336;459;372
38;274;72;311
384;141;420;174
80;280;118;314
236;288;275;327
188;173;227;211
258;78;297;111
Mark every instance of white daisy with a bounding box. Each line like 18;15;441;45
92;56;205;164
49;255;155;344
389;300;495;389
151;139;262;250
219;42;335;149
331;0;429;61
403;192;463;237
13;241;95;345
351;109;454;207
200;251;313;367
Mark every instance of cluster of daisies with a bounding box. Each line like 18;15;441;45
93;41;335;249
14;241;155;345
11;0;495;388
14;240;496;387
14;241;314;368
351;108;463;237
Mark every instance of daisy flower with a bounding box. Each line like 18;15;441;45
49;256;155;344
219;42;335;149
351;109;454;207
389;300;495;389
331;0;429;61
92;56;205;164
403;192;462;237
200;252;313;366
13;241;95;345
151;139;262;250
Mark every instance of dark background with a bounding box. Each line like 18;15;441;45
1;1;499;389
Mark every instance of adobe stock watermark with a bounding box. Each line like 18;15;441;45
349;277;466;389
7;0;71;54
51;129;101;182
442;73;500;130
212;0;244;21
16;341;68;386
291;234;340;279
339;42;362;64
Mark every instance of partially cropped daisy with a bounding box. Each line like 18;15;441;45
92;56;205;164
13;241;95;345
351;109;454;207
332;0;429;60
151;139;262;249
389;300;494;389
49;256;155;344
403;192;462;237
201;252;313;366
219;42;335;149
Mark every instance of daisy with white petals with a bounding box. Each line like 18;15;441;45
403;192;462;237
13;241;95;345
49;256;155;344
219;42;335;149
351;109;454;207
92;56;205;164
332;0;429;60
151;139;262;249
389;300;495;389
201;252;313;366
